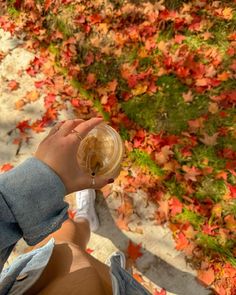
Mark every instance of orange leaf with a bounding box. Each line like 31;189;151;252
68;209;76;219
8;80;19;91
182;165;202;181
25;90;40;102
133;273;144;283
15;99;25;110
183;90;193;102
197;268;215;286
127;240;143;261
175;232;189;251
169;197;183;216
116;216;130;231
1;163;14;172
117;196;133;216
153;289;166;295
86;248;94;254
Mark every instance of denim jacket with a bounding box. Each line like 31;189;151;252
0;157;68;272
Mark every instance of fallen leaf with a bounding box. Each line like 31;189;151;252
182;165;202;181
199;132;218;146
15;99;26;110
86;248;94;254
16;120;31;133
153;288;166;295
228;185;236;198
1;163;14;172
25;90;40;102
175;232;189;250
197;268;215;286
127;240;143;261
183;90;193;102
68;209;76;219
133;273;144;283
116;216;130;231
169;197;183;216
8;80;19;91
155;145;174;165
208;102;218;114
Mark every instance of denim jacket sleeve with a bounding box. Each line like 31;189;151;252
0;157;68;272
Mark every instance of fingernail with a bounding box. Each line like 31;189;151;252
107;178;114;184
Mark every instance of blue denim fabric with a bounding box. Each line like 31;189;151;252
110;256;151;295
0;239;151;295
0;239;55;295
0;157;68;272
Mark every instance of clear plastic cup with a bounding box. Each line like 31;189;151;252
77;123;124;179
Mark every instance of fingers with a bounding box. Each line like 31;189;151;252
48;122;63;136
68;118;103;143
57;119;84;137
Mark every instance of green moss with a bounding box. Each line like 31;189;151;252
130;149;164;176
7;6;20;17
122;75;209;134
222;200;236;217
89;59;120;84
175;208;204;229
195;177;227;202
71;79;93;100
93;100;110;121
203;110;236;136
191;145;226;171
119;126;130;141
49;43;60;56
164;178;186;198
196;233;236;267
55;18;73;37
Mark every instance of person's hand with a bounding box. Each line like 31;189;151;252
35;118;114;193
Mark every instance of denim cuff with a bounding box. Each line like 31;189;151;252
0;157;68;245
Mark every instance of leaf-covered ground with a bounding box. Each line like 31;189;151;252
0;0;236;294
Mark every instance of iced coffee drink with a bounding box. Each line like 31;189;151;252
77;123;124;179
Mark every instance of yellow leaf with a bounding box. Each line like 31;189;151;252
208;102;218;114
15;99;25;110
222;7;233;20
132;84;147;96
217;72;230;81
25;90;40;102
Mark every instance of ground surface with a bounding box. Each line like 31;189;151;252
0;1;236;294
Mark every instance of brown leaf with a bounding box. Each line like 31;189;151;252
199;132;218;146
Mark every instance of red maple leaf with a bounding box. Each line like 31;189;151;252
197;267;215;286
68;209;76;219
86;248;94;254
153;289;166;295
127;240;143;261
1;163;14;172
8;80;19;91
44;93;56;109
175;232;189;251
169;197;183;216
228;185;236;198
16;120;31;133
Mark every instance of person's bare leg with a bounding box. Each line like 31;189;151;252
25;218;113;295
